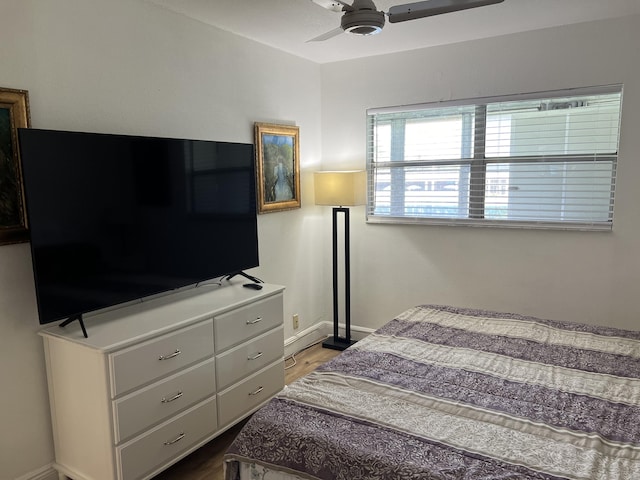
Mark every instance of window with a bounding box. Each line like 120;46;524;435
366;86;623;230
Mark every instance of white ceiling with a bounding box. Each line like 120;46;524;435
146;0;640;64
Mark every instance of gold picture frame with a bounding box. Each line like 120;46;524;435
254;122;301;214
0;87;30;245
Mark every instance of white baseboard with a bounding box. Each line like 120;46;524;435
14;464;59;480
284;321;375;357
284;322;326;357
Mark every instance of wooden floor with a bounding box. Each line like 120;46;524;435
153;342;340;480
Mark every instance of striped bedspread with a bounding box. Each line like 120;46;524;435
224;305;640;480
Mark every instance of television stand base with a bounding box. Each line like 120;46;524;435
59;314;88;338
226;270;263;284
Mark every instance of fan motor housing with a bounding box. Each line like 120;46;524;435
341;9;385;35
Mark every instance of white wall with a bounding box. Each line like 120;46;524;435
0;1;325;478
320;14;640;332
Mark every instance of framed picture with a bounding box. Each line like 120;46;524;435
254;122;301;214
0;87;30;245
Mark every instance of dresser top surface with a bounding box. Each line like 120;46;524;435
39;281;284;351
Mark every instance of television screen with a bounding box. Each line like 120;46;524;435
18;128;259;325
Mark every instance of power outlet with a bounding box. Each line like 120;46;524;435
292;314;299;330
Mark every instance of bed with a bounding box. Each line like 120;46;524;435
224;304;640;480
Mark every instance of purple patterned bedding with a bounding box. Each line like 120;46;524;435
224;305;640;480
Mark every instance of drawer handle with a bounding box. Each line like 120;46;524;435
163;432;185;446
161;391;183;404
246;316;263;325
248;352;263;361
158;349;182;361
249;386;264;396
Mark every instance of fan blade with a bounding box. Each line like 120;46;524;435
309;0;354;12
387;0;504;23
307;27;345;42
334;0;355;11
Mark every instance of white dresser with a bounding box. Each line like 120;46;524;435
39;282;285;480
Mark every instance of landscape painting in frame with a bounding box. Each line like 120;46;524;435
0;87;30;245
254;122;301;214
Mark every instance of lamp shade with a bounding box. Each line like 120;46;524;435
314;170;366;206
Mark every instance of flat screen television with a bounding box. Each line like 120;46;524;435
18;128;259;332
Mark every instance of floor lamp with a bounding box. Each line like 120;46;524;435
314;170;366;350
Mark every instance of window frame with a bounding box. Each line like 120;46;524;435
366;85;623;231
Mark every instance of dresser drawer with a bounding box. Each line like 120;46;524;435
113;358;216;443
217;360;284;428
216;326;283;390
109;320;214;397
117;396;217;480
214;294;283;352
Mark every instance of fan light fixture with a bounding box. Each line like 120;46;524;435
341;9;385;35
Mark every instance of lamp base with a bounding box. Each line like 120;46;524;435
322;336;357;351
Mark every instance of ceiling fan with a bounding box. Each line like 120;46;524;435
309;0;505;41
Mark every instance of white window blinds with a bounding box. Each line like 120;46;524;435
366;86;623;230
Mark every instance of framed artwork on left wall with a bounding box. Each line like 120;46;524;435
0;87;30;245
254;122;301;214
